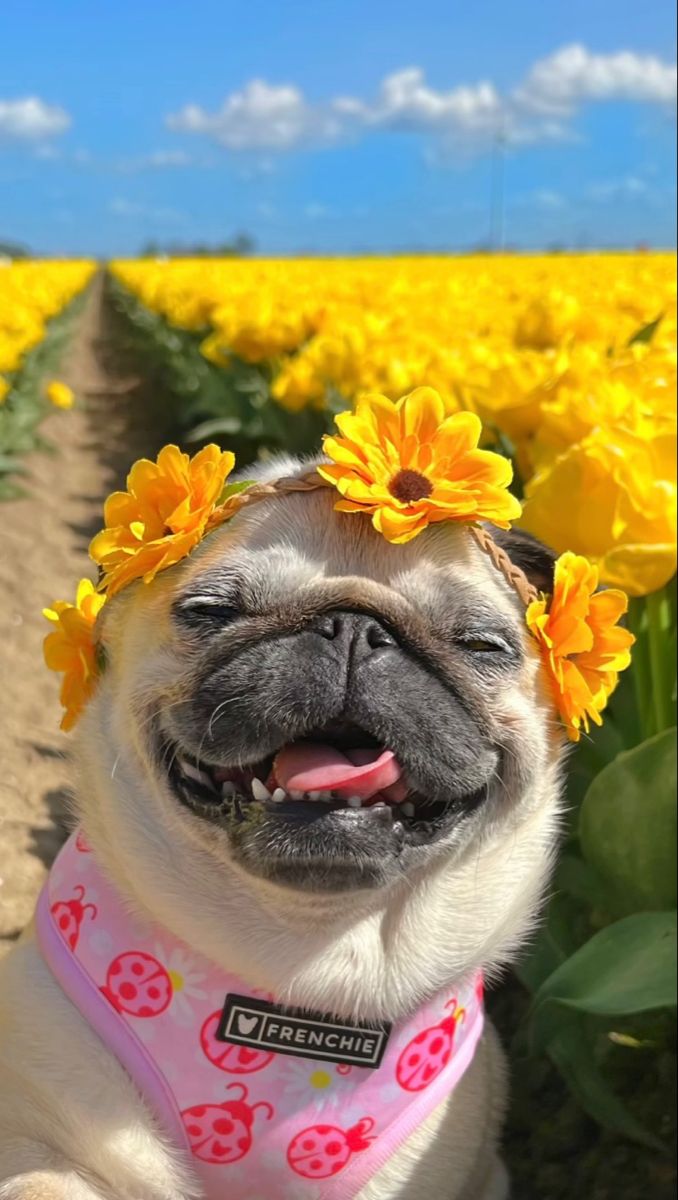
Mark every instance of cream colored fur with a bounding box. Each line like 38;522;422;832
0;468;564;1199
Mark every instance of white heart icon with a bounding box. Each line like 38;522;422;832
237;1014;259;1036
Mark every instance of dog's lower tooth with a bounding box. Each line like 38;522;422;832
290;789;304;801
308;790;322;801
347;795;362;808
401;802;416;817
221;781;236;798
251;778;271;802
271;787;286;803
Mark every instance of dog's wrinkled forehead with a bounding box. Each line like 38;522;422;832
181;474;521;631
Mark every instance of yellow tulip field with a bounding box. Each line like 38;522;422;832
1;252;676;1171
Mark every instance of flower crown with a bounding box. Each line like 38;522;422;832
44;387;634;740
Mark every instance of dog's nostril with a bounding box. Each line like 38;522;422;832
365;622;395;650
314;613;342;640
312;611;397;653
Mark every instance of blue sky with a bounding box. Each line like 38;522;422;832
0;0;675;256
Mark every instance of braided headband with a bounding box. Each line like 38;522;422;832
43;388;632;740
206;470;539;608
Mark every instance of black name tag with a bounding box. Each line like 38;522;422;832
217;993;391;1069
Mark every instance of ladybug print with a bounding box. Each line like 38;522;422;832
102;951;172;1018
200;1010;274;1074
51;886;98;951
396;998;465;1092
287;1117;376;1179
182;1083;273;1164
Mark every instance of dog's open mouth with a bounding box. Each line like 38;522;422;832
163;721;485;846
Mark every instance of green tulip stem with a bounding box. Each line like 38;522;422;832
645;588;675;735
628;597;652;740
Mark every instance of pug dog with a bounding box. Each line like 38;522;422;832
0;456;564;1200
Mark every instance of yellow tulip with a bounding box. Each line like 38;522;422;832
46;380;75;409
521;427;677;596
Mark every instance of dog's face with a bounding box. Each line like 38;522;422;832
91;460;562;901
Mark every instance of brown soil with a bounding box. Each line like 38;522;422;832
0;274;171;953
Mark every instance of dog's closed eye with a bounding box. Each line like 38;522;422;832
454;631;521;666
460;636;508;653
173;596;243;630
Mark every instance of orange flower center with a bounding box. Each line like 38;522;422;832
388;469;433;503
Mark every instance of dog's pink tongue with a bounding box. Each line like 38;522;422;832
274;743;402;800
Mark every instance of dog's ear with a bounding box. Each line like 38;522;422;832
490;527;557;595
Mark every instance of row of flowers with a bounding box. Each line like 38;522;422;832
0;259;94;387
110;254;677;598
0;259;95;495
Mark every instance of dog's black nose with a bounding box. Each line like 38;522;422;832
312;610;397;658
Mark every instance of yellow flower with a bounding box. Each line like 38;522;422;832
90;443;235;597
43;579;107;732
526;552;635;742
46;380;75;409
520;426;677;596
271;355;328;412
0;377;9;405
318;387;522;544
466;346;559;448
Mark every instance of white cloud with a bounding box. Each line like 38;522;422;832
137;149;193;168
515;44;677;116
165;45;677;158
304;202;333;219
533;189;566;209
108;197;186;223
340;68;503;136
587;175;652;202
167;79;341;150
33;143;63;160
0;96;71;140
113;149;195;173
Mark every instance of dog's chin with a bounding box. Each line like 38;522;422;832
153;721;491;893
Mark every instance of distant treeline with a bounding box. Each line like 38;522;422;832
139;234;255;259
0;240;30;259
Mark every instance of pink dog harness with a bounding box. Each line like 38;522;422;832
36;832;484;1200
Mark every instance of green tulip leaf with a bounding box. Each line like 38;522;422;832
580;729;677;914
627;314;663;346
530;911;677;1054
546;1019;665;1151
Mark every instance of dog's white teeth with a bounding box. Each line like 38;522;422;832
251;778;271;802
221;781;237;799
401;801;416;817
347;795;363;808
271;787;287;804
307;790;322;801
371;801;387;808
180;759;215;789
289;789;304;801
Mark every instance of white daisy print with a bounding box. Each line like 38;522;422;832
276;1057;366;1114
152;944;208;1026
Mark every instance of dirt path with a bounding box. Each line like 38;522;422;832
0;273;170;952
